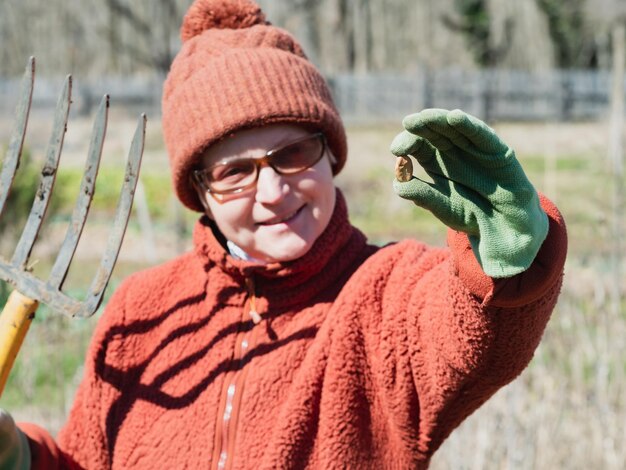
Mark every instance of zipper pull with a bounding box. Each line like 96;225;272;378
249;309;262;324
245;277;262;324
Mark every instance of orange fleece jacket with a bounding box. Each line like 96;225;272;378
20;191;567;469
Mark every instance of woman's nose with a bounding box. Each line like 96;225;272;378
255;165;287;204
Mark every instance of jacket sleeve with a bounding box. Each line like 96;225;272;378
380;194;567;457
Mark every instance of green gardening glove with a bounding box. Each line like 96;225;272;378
0;409;30;470
390;108;548;278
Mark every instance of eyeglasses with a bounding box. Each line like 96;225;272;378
192;133;327;195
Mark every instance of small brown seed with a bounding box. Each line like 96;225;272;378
395;156;413;182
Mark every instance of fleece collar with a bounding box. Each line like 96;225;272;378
192;189;371;307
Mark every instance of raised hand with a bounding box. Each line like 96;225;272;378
390;108;548;278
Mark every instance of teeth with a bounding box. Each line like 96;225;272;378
274;211;296;223
280;210;298;222
263;208;299;225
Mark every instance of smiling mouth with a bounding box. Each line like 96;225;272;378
258;206;304;226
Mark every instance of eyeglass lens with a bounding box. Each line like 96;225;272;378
200;134;324;194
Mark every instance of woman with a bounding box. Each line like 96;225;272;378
1;0;567;468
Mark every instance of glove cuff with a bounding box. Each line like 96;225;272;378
448;193;567;307
0;410;32;470
471;201;549;278
15;427;32;470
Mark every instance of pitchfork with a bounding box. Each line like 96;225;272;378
0;58;145;396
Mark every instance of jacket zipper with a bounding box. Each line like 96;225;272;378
212;276;260;470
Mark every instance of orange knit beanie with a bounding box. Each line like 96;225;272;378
162;0;348;212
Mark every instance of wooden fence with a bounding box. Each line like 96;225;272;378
331;68;611;123
0;68;614;123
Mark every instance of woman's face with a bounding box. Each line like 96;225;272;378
197;124;337;263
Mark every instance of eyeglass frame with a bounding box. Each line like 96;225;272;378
191;132;331;196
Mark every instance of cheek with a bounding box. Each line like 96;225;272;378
297;175;336;230
317;186;336;226
206;199;253;236
305;173;335;210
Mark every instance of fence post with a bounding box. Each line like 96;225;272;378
560;71;574;121
608;21;625;321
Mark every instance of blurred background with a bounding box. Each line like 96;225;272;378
0;1;624;468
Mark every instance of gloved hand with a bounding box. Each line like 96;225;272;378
390;108;548;278
0;409;30;470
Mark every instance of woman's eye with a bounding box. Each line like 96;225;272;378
223;167;244;178
212;163;252;181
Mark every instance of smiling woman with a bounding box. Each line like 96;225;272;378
194;124;337;263
4;0;567;469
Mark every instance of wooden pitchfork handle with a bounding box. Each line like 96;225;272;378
0;58;145;397
0;292;38;395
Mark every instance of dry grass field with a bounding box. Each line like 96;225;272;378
1;108;624;469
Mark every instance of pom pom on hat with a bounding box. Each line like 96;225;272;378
181;0;268;42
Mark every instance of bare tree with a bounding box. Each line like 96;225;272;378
587;0;626;316
96;0;189;75
441;0;515;68
582;3;626;466
0;0;620;79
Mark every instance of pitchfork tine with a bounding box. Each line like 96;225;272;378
0;59;146;397
0;57;35;217
76;113;146;318
48;95;109;290
11;74;72;270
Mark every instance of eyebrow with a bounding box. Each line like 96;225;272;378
208;134;312;166
210;151;269;167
